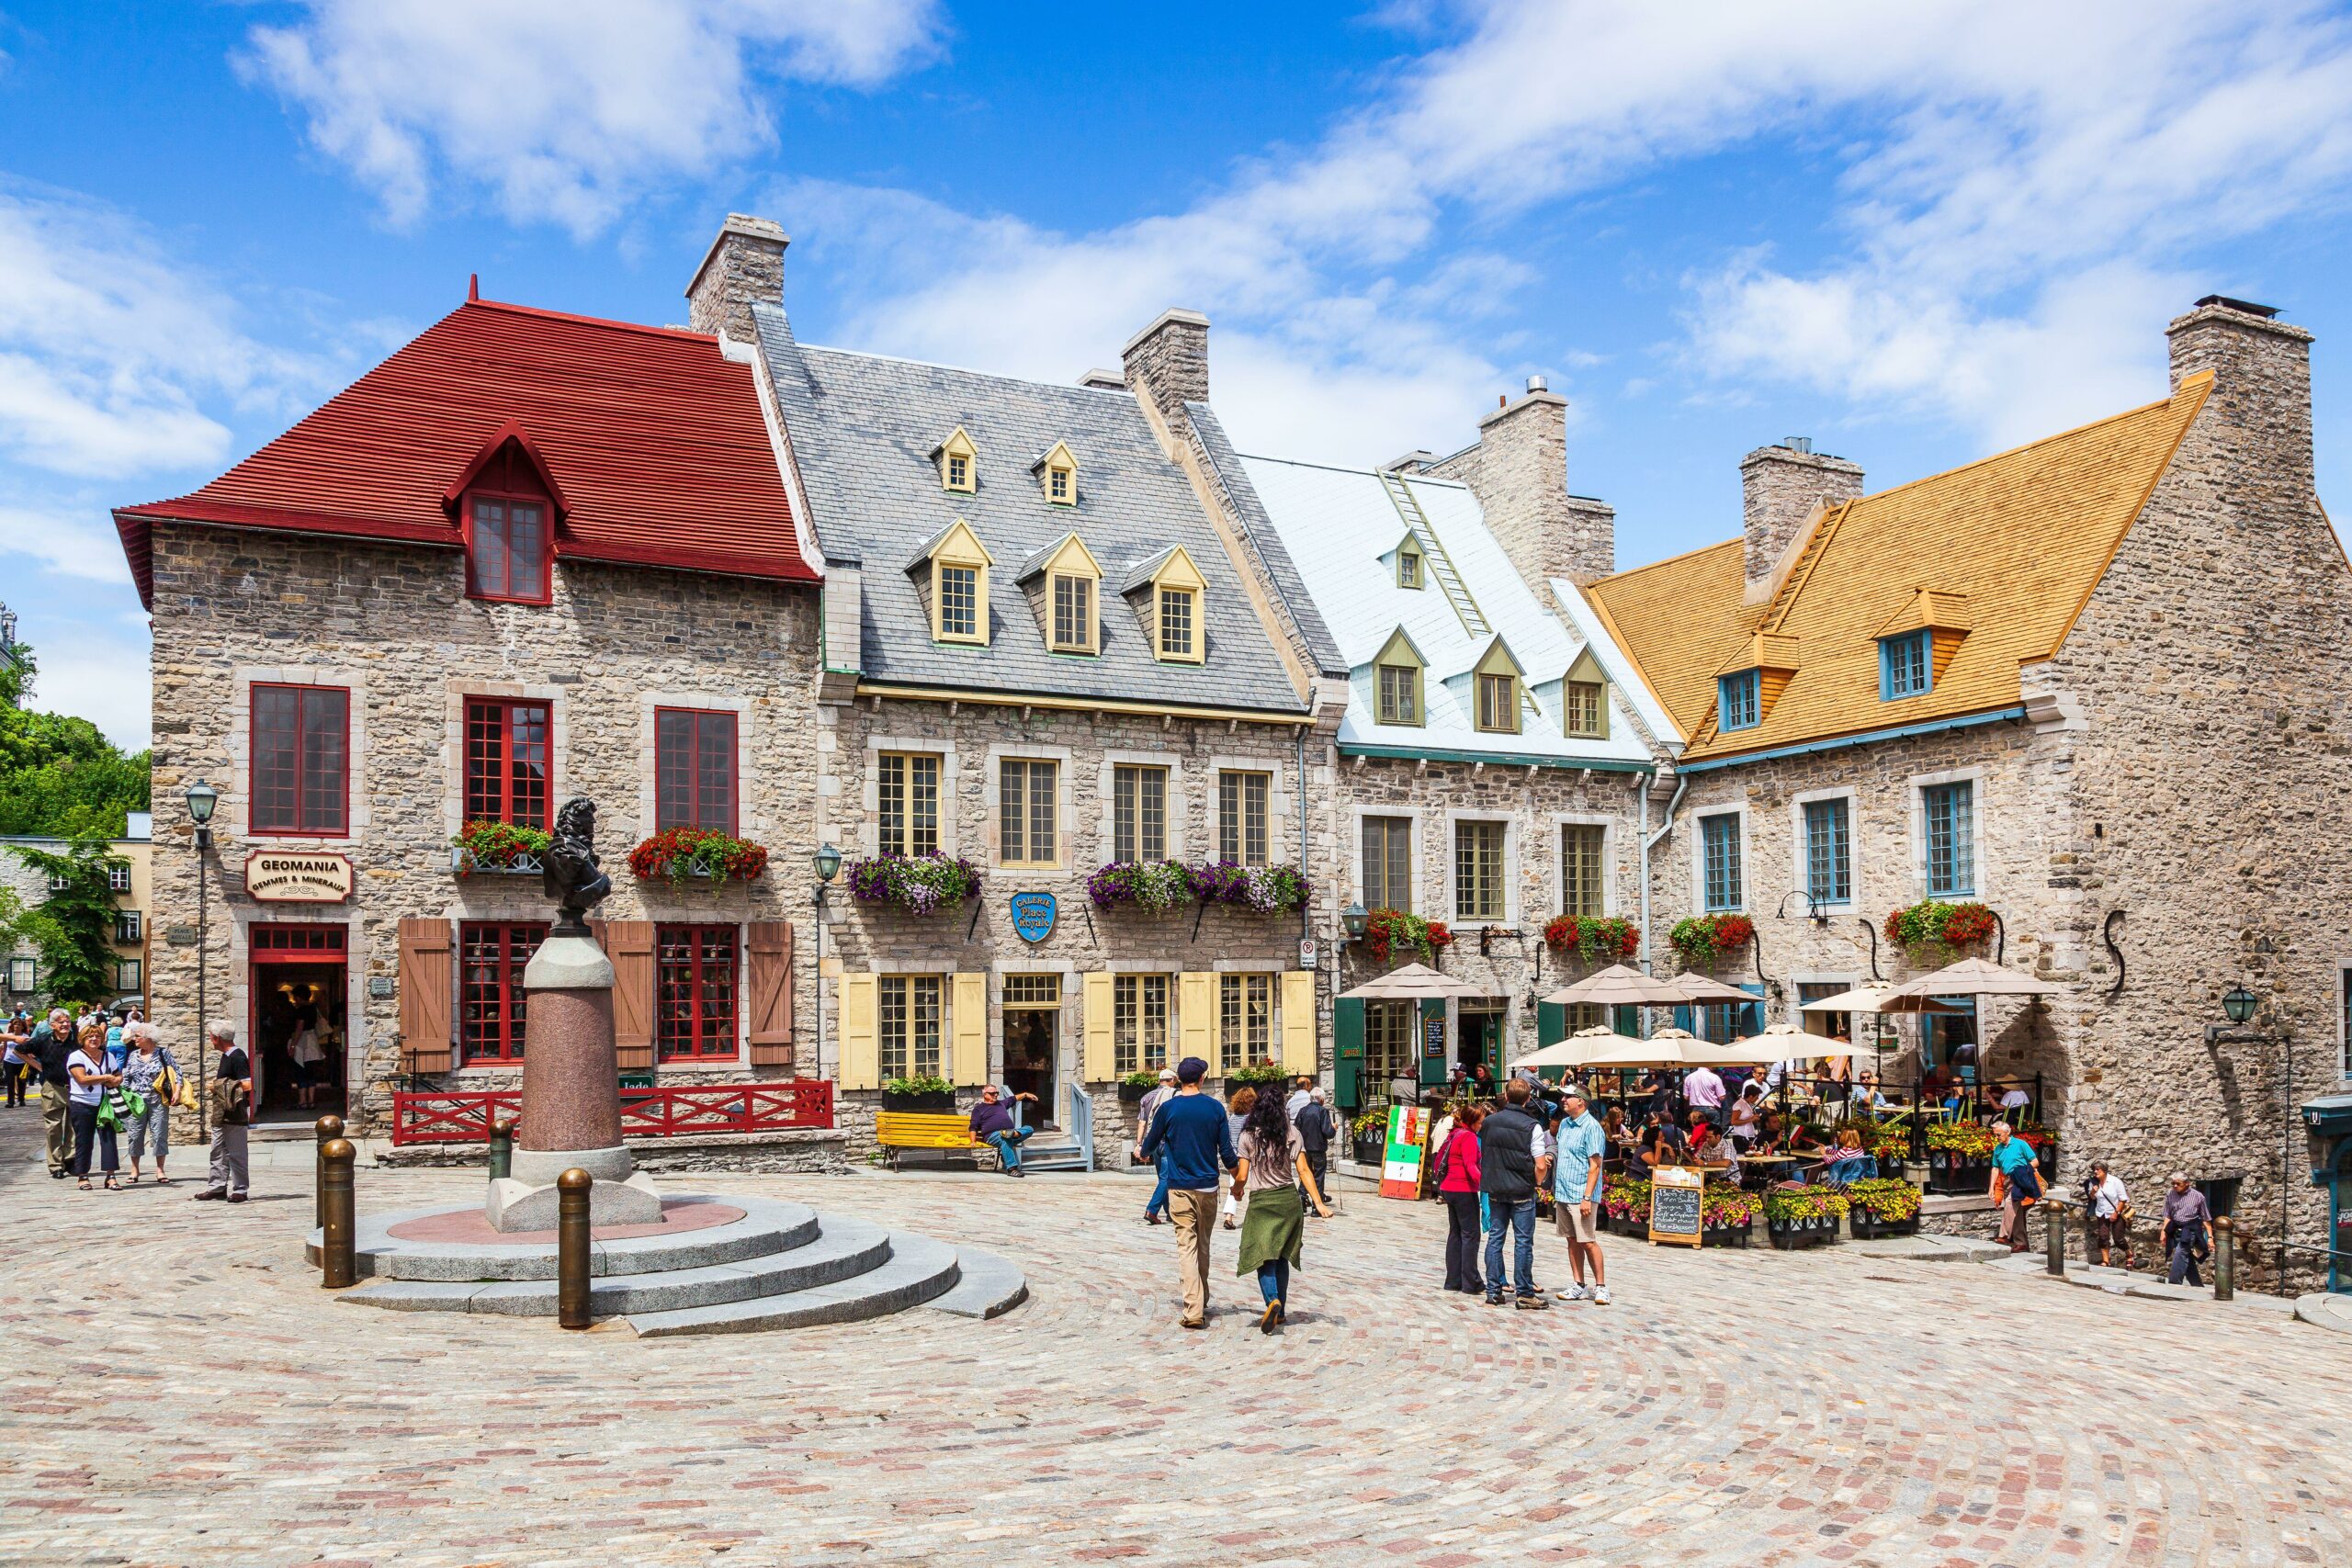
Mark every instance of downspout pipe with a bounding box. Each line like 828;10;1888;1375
1640;767;1687;982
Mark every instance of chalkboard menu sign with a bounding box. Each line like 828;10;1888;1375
1648;1166;1703;1247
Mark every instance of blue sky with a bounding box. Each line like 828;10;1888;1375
4;1;2349;750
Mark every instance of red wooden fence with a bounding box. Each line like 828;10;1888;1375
390;1081;835;1146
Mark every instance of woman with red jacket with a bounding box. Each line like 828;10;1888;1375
1434;1102;1487;1295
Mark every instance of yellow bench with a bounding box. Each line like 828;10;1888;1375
876;1111;984;1169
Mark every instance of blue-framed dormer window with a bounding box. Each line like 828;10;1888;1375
1881;630;1931;700
1718;669;1760;731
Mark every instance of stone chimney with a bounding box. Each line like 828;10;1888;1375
1429;378;1614;603
1740;439;1863;593
685;213;789;343
1121;309;1211;446
2166;296;2314;500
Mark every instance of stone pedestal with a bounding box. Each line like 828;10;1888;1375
486;932;662;1232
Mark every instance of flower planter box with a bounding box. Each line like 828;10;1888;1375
1848;1211;1919;1240
1351;1131;1385;1165
1701;1221;1751;1248
1927;1153;1991;1195
450;846;545;877
1117;1081;1149;1105
1767;1215;1839;1250
880;1089;956;1114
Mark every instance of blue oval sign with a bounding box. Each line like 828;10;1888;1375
1009;891;1057;944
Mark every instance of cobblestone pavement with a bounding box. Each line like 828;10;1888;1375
2;1110;2346;1568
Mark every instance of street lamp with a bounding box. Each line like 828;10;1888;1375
812;844;842;1080
184;779;219;1134
1342;902;1369;942
814;842;843;886
2222;987;2258;1025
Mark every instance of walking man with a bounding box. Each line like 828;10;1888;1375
967;1085;1040;1177
1137;1055;1237;1328
1134;1067;1178;1224
30;1009;76;1178
192;1022;252;1202
2160;1172;2212;1287
1293;1086;1338;1217
1551;1089;1610;1305
1988;1121;2041;1252
1478;1080;1550;1310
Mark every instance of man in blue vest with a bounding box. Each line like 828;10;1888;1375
1478;1080;1551;1309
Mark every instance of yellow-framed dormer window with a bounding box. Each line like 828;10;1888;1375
1473;636;1526;735
1052;573;1092;651
917;518;994;645
1033;440;1078;506
1371;626;1426;728
1026;532;1102;655
933;425;978;493
1141;545;1207;664
1563;646;1609;739
1396;540;1424;591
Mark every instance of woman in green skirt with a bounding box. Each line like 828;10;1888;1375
1233;1087;1332;1333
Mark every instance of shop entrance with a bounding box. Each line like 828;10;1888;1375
1458;1004;1505;1077
1001;974;1060;1129
249;923;346;1124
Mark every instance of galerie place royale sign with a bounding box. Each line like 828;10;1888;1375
244;850;355;904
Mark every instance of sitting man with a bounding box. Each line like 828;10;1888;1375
967;1084;1040;1178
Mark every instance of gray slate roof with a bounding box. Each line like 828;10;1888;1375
752;302;1307;713
1188;404;1349;678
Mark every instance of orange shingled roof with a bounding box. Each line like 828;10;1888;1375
1590;374;2212;761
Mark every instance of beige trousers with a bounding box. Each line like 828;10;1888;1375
1168;1188;1218;1322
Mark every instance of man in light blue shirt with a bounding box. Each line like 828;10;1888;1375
1550;1089;1611;1305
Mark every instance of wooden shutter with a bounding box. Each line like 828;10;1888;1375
950;972;989;1087
840;973;878;1089
1179;971;1215;1067
1538;1000;1568;1047
397;918;453;1074
745;920;795;1066
1081;971;1114;1084
1332;998;1364;1111
600;919;656;1071
1280;969;1317;1075
1419;997;1449;1088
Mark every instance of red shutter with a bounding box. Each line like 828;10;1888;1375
398;918;454;1074
746;920;795;1066
601;919;657;1071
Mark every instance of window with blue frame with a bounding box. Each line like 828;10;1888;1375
1702;813;1743;911
1718;669;1760;730
1881;630;1931;699
1803;796;1851;906
1924;780;1974;896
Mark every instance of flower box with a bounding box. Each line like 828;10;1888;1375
629;827;768;886
1542;914;1640;964
1883;898;1996;955
1702;1221;1752;1248
1117;1078;1153;1105
1185;861;1311;915
1849;1211;1919;1240
1927;1153;1991;1195
1364;908;1453;964
1087;861;1193;913
1767;1214;1840;1249
451;845;545;877
880;1076;956;1114
1351;1130;1386;1165
846;852;980;914
1668;913;1754;967
450;821;552;877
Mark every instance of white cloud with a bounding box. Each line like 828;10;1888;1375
241;0;944;235
0;183;320;478
16;606;153;752
0;499;136;583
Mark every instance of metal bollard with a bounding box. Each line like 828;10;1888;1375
2045;1197;2067;1277
557;1168;593;1329
320;1138;356;1290
313;1114;345;1230
488;1116;516;1183
2213;1216;2233;1301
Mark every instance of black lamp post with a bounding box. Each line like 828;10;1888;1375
1342;903;1368;942
2222;987;2258;1026
184;780;219;1134
812;844;842;1076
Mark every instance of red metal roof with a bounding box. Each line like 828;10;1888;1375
114;297;815;606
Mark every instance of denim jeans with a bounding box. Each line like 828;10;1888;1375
1145;1145;1173;1218
1484;1196;1538;1298
988;1127;1034;1171
1256;1258;1291;1305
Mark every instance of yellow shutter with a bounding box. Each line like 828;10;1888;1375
951;971;989;1086
1179;971;1215;1066
1082;971;1114;1084
1281;969;1317;1075
840;973;878;1090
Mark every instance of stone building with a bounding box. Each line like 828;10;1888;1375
1580;298;2352;1289
116;292;824;1131
3;812;153;1012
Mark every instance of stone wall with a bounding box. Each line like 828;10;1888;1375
143;524;823;1139
1430;389;1615;603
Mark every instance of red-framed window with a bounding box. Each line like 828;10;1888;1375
251;684;349;837
459;920;546;1066
655;708;737;833
464;698;551;829
656;923;737;1061
466;492;551;604
251;923;347;963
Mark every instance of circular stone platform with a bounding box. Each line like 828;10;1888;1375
388;1198;746;1246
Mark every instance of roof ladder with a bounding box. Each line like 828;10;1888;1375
1380;471;1487;638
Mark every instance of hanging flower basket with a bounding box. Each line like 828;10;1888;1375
628;827;768;886
451;820;551;875
1543;914;1640;963
1364;908;1453;964
1183;862;1312;914
1086;861;1193;912
845;852;982;914
1883;899;1996;953
1668;913;1755;967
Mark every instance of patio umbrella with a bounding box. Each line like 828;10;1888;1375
1668;973;1764;1005
1340;962;1485;1000
1880;955;2063;1009
1540;964;1690;1008
1799;984;1962;1016
1511;1024;1657;1072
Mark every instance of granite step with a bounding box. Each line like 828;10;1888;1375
627;1233;962;1337
927;1247;1029;1319
311;1195;820;1281
339;1216;890;1316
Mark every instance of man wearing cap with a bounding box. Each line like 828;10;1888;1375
1137;1055;1238;1327
967;1085;1040;1178
2160;1172;2212;1286
1134;1066;1179;1224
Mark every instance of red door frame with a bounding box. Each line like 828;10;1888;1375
248;922;349;1117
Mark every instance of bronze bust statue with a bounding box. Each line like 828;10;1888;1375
543;796;613;935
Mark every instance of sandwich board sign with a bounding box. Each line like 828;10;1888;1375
1648;1165;1704;1247
1380;1104;1430;1200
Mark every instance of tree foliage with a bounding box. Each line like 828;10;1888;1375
0;637;150;839
8;838;128;1004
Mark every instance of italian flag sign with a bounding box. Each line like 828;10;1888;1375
1381;1104;1430;1199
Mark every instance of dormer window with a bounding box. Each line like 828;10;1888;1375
1397;542;1423;590
940;565;980;638
1033;441;1078;506
1563;647;1609;739
1121;544;1206;664
466;493;550;604
933;426;979;493
1719;670;1760;731
1020;532;1102;656
1880;629;1931;699
1372;627;1426;727
910;518;993;645
1159;587;1195;660
1052;573;1092;652
1472;637;1526;735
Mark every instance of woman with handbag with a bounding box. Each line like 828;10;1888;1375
66;1023;123;1190
116;1023;180;1185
